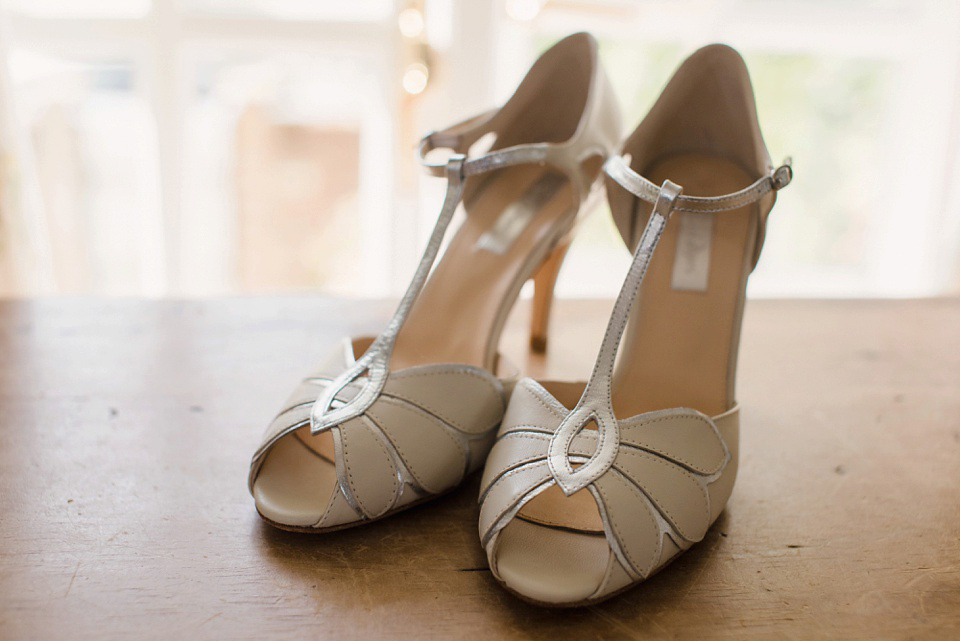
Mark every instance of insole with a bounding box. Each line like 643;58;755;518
512;153;757;538
253;428;338;526
612;154;755;418
391;166;577;370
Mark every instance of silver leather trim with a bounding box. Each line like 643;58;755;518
542;156;791;496
310;155;469;434
546;180;683;496
251;32;625;532
604;155;792;214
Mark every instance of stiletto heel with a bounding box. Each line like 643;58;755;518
479;44;792;606
248;33;621;533
529;235;572;354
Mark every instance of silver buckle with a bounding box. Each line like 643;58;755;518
771;157;793;191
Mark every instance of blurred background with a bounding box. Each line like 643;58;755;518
0;0;958;299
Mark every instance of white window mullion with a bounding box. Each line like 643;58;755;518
147;0;183;296
0;13;56;294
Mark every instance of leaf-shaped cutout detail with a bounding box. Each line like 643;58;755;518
337;417;398;519
619;410;728;475
366;396;467;494
479;460;553;543
480;431;551;497
382;365;504;434
593;470;661;578
612;448;710;543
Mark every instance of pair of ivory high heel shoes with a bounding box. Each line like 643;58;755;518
248;33;792;607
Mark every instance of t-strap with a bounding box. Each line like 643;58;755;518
546;155;792;496
310;140;563;435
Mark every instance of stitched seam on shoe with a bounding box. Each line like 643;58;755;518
360;414;409;507
272;381;361;421
522;378;581;415
495;426;553;442
340;419;397;516
619;442;721;476
380;389;500;435
621;413;712;431
313;484;351;529
482;477;555;547
673;202;755;213
256;418;310;461
614;449;709;541
596;474;659;577
515;512;605;531
273;401;314;421
620;414;725;473
389;367;502;403
479;433;552;496
483;452;546;490
367;398;465;493
388;367;506;419
482;454;575;520
293;431;334;463
672;188;768;212
488;456;550;486
516;383;568;420
485;462;552;536
372;396;468;458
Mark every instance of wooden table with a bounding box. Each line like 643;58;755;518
1;297;958;640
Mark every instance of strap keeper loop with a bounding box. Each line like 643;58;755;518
446;153;467;185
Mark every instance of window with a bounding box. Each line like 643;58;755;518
1;0;958;298
492;0;960;297
1;0;400;296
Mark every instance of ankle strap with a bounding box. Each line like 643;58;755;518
417;109;498;177
604;154;792;213
418;110;554;177
417;111;595;199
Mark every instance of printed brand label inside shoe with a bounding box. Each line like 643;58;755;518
475;172;567;255
671;211;712;292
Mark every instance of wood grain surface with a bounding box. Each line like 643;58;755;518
0;297;958;640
